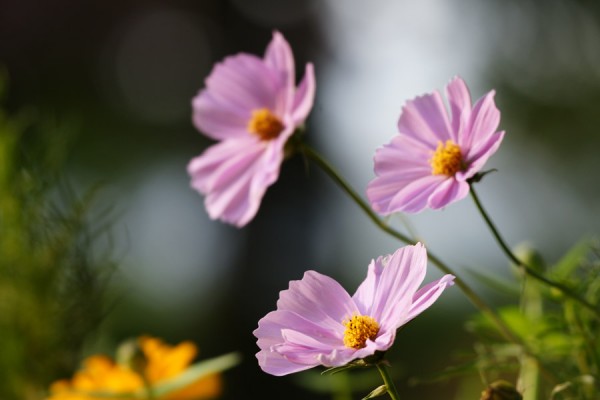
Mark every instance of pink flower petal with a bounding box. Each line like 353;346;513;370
341;338;383;363
461;90;500;151
187;138;282;227
351;261;399;352
386;175;446;214
188;138;261;190
264;31;295;115
255;310;342;375
372;135;432;177
368;175;443;214
279;329;339;352
276;271;357;332
397;91;453;148
371;330;396;351
405;274;455;323
291;63;316;125
255;350;314;376
352;258;384;315
367;174;415;214
256;310;341;346
205;54;281;114
459;130;505;180
427;178;469;209
445;76;472;143
368;244;428;332
192;90;250;141
367;136;435;214
276;332;356;369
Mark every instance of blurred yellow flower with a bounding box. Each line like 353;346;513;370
138;336;222;400
47;355;143;400
47;337;223;400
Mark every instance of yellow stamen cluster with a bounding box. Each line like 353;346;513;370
343;315;380;349
430;140;465;176
247;108;285;141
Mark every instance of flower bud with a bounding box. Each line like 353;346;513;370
480;380;523;400
116;338;147;375
363;384;388;399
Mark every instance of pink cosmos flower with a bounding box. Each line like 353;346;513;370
253;243;454;376
367;76;505;214
187;31;316;227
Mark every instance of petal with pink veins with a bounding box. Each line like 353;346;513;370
386;175;446;214
192;90;250;141
461;90;500;151
277;271;357;331
459;131;505;180
445;76;472;143
397;91;453;148
405;274;455;323
427;178;470;209
188;138;280;227
368;244;428;332
205;54;280;114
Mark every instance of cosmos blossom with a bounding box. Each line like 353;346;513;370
253;243;454;376
367;76;505;214
187;31;316;227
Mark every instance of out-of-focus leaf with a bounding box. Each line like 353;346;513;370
465;267;520;297
467;306;541;341
550;375;596;399
537;332;581;360
549;238;593;281
148;352;241;398
407;359;479;385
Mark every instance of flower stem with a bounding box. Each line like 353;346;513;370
300;144;523;346
376;363;401;400
468;184;600;318
517;274;541;400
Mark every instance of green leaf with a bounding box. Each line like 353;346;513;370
550;375;596;399
465;267;520;297
407;359;479;385
549;237;593;281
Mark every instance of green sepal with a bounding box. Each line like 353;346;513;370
321;362;365;375
468;169;498;184
321;351;387;375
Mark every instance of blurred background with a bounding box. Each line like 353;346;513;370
1;0;600;398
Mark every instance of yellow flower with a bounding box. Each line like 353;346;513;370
47;355;143;400
138;336;222;400
47;337;223;400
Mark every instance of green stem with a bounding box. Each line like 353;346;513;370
300;144;522;346
517;274;541;400
468;184;600;318
376;363;401;400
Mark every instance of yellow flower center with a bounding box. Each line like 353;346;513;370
430;140;465;176
343;315;380;349
247;108;285;141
